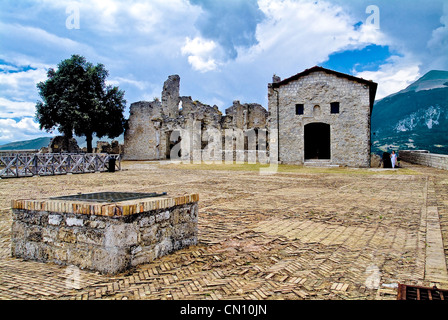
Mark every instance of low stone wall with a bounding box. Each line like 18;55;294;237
399;150;448;170
11;194;199;274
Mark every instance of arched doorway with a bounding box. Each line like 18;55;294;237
304;123;331;160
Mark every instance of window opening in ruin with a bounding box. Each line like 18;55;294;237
254;128;259;151
200;121;208;150
244;128;258;151
295;104;304;115
331;102;340;114
166;130;181;159
304;123;331;160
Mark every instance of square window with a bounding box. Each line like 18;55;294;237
295;104;304;115
331;102;340;114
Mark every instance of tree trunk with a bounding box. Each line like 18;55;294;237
86;133;93;153
63;130;73;153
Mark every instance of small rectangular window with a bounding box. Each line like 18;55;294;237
295;104;304;115
331;102;340;114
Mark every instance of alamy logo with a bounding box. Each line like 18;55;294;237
366;5;380;29
365;264;381;289
166;126;279;174
65;265;81;289
66;4;80;30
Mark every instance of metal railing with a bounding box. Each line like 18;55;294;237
0;153;121;178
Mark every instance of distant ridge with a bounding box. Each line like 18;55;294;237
0;134;124;151
0;137;52;151
371;70;448;155
399;70;448;93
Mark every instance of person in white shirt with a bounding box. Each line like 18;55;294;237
390;151;397;168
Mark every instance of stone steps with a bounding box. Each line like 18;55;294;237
304;160;339;168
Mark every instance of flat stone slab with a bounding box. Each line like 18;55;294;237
425;206;448;283
11;193;199;274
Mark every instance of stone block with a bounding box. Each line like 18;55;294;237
11;194;199;275
66;217;84;227
104;224;138;248
48;214;62;226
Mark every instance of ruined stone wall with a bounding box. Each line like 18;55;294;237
162;75;180;118
124;75;269;161
223;101;268;130
124;101;162;160
48;136;81;153
94;140;122;154
269;71;371;167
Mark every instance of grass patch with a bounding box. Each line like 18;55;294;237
159;162;420;175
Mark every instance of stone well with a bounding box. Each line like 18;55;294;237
11;192;199;274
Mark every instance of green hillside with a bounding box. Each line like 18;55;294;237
0;137;52;151
371;70;448;155
0;134;124;151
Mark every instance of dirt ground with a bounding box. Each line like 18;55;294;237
1;161;448;300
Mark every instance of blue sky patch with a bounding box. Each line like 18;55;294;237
323;45;399;74
0;59;36;73
353;21;363;31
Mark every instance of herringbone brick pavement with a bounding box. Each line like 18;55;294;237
1;162;448;300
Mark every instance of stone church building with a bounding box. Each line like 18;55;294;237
268;66;377;167
124;66;377;168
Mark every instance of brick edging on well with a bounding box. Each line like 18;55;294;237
11;194;199;217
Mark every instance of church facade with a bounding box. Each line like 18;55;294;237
268;66;378;167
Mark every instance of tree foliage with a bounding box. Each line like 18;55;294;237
36;55;126;152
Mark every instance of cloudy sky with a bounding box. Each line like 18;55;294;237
1;0;447;145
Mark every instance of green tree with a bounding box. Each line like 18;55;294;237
36;54;126;153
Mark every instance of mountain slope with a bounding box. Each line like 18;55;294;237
398;70;448;94
371;70;448;155
0;134;124;151
0;137;52;151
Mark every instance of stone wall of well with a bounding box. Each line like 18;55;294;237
269;71;371;167
11;194;199;274
399;150;448;170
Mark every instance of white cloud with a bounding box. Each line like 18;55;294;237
0;57;50;121
236;0;386;70
107;77;148;91
128;0;201;34
219;0;421;103
0;21;89;52
355;56;421;99
0;98;36;118
0;118;50;145
0;54;53;71
36;0;120;33
427;3;448;70
0;67;48;99
37;0;201;35
181;37;221;72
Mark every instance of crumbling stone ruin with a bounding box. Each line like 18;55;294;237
40;136;123;155
47;136;81;153
93;140;123;155
124;67;377;167
124;75;269;161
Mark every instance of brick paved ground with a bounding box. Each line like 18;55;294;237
1;161;448;300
